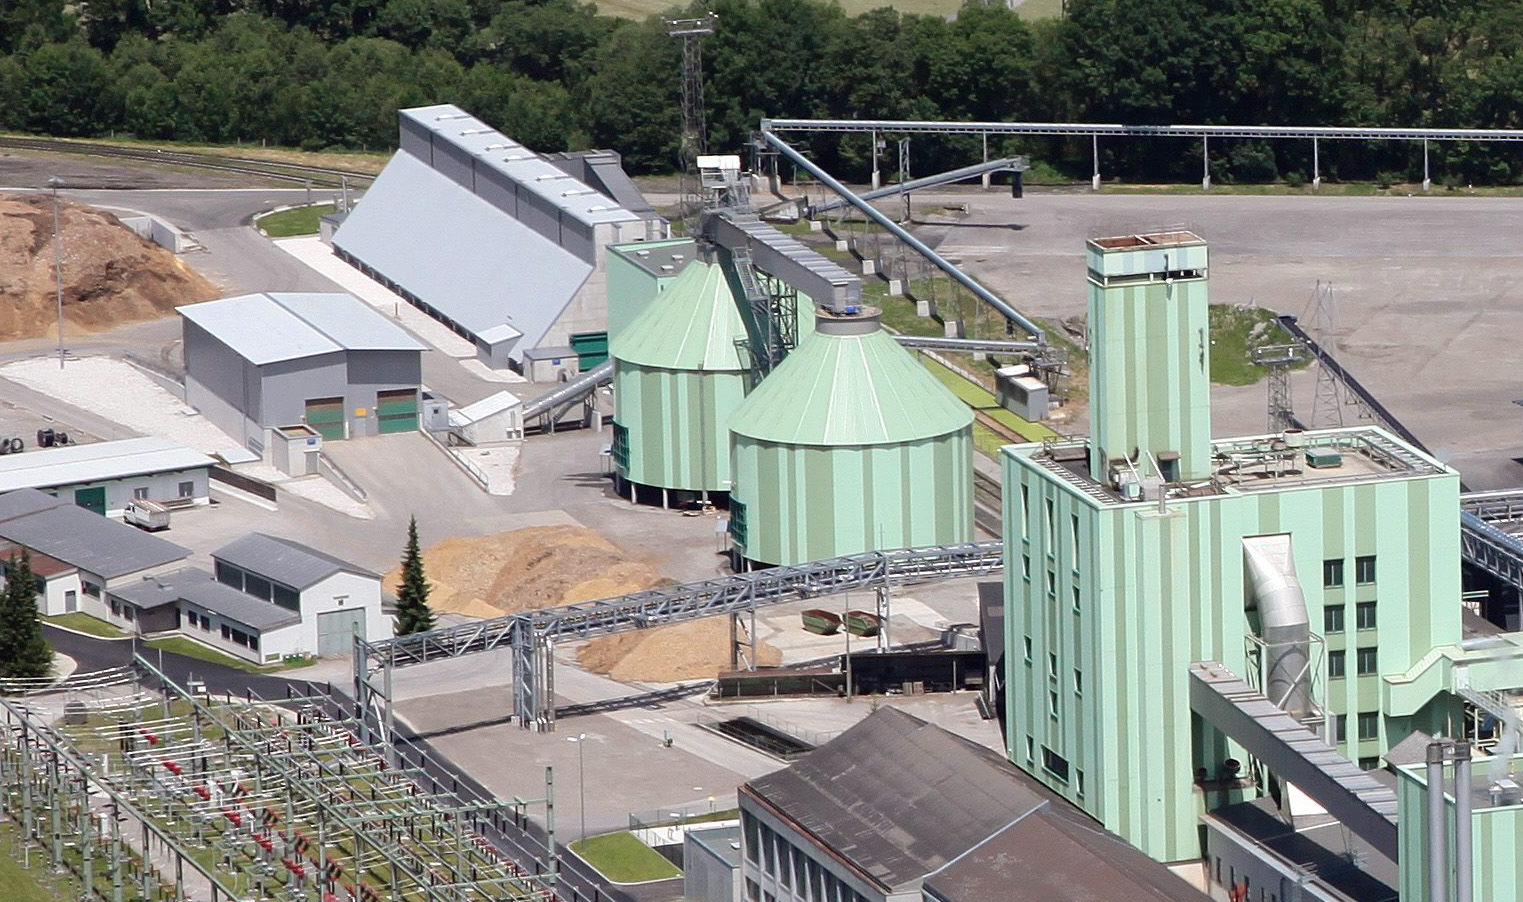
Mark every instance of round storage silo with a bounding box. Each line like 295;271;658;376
610;258;750;507
728;306;974;568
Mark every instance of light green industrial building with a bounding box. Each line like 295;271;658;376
606;238;697;341
610;258;749;503
1397;749;1523;901
1001;231;1471;864
729;308;973;568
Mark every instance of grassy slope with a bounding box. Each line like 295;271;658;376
1209;304;1304;386
572;832;681;883
257;203;338;237
144;636;270;673
0;823;77;902
43;612;124;638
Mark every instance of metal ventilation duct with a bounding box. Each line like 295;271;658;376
1242;535;1312;721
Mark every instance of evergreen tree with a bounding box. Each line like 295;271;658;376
394;516;435;636
0;550;52;682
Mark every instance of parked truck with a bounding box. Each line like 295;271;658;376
122;499;170;531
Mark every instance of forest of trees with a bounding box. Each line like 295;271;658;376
3;0;1523;184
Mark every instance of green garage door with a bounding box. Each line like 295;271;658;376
376;389;418;434
317;609;366;657
74;486;106;516
570;331;609;369
305;397;345;441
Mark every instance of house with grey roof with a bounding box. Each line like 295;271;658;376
737;708;1206;902
180;291;425;455
102;532;390;664
0;436;213;518
332;104;666;378
0;489;190;624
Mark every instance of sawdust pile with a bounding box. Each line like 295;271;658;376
383;525;668;620
0;194;217;339
578;618;782;683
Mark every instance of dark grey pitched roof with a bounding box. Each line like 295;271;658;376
743;708;1058;892
115;568;301;631
922;806;1209;902
0;491;189;579
213;533;376;590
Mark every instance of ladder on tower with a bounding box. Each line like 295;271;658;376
730;246;793;380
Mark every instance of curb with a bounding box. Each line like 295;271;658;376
42;620;131;642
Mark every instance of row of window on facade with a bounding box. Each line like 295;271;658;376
1021;735;1084;797
743;814;867;902
214;561;300;612
132;483;195;501
1327;647;1377;679
1322;555;1375;588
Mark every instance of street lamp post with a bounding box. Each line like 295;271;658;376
567;733;587;842
46;177;64;369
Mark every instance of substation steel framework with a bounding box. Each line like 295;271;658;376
356;541;1005;736
1;656;561;902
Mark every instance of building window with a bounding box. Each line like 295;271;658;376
1073;669;1083;695
1048;652;1058;679
1323;606;1344;633
743;816;758;864
1045;499;1055;547
1022;554;1030;579
109;598;119;616
1045;571;1056;596
244;574;272;601
1323;559;1344;588
221;624;231;640
272;585;300;612
1357;712;1379;742
1356;601;1377;630
1071;585;1081;613
1041;746;1070;782
1333;714;1347;743
1020;485;1030;539
1070;515;1080;569
1076;769;1085;797
1355;555;1376;585
1049;690;1059;717
83;581;100;598
178;481;194;498
1025;736;1034;762
1328;650;1346;679
133;487;149;500
1356;647;1378;676
1023;636;1032;663
1359;756;1381;771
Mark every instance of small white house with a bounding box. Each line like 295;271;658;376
0;489;192;623
105;533;393;665
448;390;524;444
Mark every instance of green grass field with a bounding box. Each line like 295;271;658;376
144;636;270;673
0;823;77;902
257;203;338;237
1208;304;1304;386
43;612;124;638
571;833;681;883
920;355;1059;442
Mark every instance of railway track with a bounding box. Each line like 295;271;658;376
0;135;377;187
974;469;1003;536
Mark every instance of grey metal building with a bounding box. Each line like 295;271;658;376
685;825;743;902
181;292;425;453
738;708;1207;902
332;104;665;377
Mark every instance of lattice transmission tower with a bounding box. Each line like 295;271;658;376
1308;281;1346;428
665;12;717;231
1252;342;1308;433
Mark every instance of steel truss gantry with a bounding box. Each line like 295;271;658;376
357;541;1004;735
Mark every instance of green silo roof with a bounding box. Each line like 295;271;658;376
730;316;972;446
611;259;748;372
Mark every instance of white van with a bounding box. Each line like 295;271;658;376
123;499;171;532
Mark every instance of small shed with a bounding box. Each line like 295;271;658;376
994;365;1050;421
448;391;524;444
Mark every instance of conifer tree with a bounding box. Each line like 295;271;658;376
0;550;51;681
395;517;435;636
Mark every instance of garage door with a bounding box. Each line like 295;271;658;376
304;397;345;441
317;609;366;657
74;486;106;516
570;331;609;369
376;389;418;435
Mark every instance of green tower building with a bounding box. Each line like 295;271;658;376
1002;230;1478;865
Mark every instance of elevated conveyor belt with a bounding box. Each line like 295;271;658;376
807;157;1029;218
1189;661;1399;859
518;359;613;424
356;541;1003;734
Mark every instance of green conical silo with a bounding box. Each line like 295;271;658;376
610;259;750;506
728;306;974;567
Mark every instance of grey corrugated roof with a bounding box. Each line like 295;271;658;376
399;104;640;227
179;293;423;366
922;807;1209;902
0;491;189;578
333;151;591;359
0;437;212;493
1205;798;1397;901
213;533;376;590
116;568;301;630
744;708;1057;891
544;150;658;216
0;488;70;522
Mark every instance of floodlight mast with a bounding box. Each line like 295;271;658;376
665;12;718;231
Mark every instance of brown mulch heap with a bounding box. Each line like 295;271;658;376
0;194;218;339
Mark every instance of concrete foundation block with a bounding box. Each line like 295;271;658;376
888;279;904;297
809;220;824;232
835;239;849;252
862;259;878;275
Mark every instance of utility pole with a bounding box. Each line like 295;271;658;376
47;176;64;369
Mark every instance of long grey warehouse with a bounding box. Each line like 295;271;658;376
180;292;425;454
